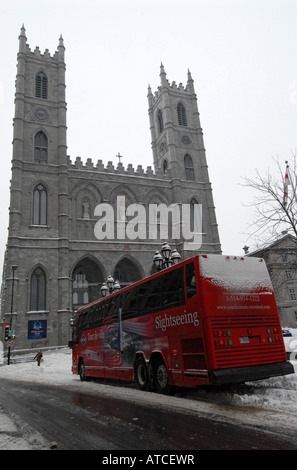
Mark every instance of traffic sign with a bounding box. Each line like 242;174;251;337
7;340;13;347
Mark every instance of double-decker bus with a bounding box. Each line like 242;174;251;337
69;254;294;394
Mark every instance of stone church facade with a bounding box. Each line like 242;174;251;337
1;27;221;350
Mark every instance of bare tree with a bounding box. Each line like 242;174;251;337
242;153;297;247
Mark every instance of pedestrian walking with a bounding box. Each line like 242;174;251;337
34;349;43;366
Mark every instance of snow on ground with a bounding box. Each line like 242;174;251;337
0;331;297;449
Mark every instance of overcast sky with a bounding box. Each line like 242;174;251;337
0;0;296;272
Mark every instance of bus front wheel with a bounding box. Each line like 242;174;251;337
135;358;149;391
154;359;171;395
79;360;88;382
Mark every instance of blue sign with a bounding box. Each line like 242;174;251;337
81;334;87;346
28;320;47;340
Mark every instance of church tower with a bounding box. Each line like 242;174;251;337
148;65;221;255
3;26;70;347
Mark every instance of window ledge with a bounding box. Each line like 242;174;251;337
26;310;49;315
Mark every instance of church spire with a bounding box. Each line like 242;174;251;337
18;24;27;53
59;34;64;48
58;34;65;61
147;84;153;106
187;68;195;93
160;62;168;87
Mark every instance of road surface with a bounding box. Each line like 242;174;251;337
0;378;296;450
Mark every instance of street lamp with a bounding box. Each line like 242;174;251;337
153;251;163;270
100;276;121;297
153;243;181;271
107;275;114;291
8;264;17;365
161;242;171;260
171;249;182;265
100;283;108;297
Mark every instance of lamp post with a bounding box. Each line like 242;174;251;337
8;265;17;365
100;276;121;297
153;243;181;271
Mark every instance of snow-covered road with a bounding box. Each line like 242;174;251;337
0;331;297;450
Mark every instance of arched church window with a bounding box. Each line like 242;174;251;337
184;154;195;181
158;109;164;133
30;267;46;311
177;102;187;126
34;131;48;163
190;198;199;232
35;72;48;99
33;183;47;225
73;269;89;306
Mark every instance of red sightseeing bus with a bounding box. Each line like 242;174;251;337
69;254;294;394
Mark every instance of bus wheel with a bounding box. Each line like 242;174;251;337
154;359;171;395
79;360;87;382
135;358;149;391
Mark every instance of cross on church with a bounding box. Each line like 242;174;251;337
116;152;123;164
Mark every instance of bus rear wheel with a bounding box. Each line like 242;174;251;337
135;358;149;391
154;359;171;395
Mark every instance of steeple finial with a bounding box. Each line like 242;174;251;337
160;62;168;87
58;33;65;61
19;24;27;53
187;68;195;93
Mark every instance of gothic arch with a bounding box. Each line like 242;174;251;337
177;101;187;126
71;181;102;201
28;262;49;281
29;180;49;226
28;263;48;312
157;108;164;134
184;154;195;181
108;184;138;205
70;182;102;220
71;256;105;308
189;197;203;233
30;177;49;193
113;256;143;286
35;71;48;99
145;188;170;206
34;130;48;163
32;183;47;225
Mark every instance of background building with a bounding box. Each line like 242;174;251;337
248;233;297;328
1;27;221;350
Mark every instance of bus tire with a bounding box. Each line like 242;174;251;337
79;360;88;382
135;358;149;391
154;358;171;395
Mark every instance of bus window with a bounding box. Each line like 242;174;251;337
122;286;139;319
139;277;162;314
108;293;123;320
162;266;185;308
186;262;197;299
